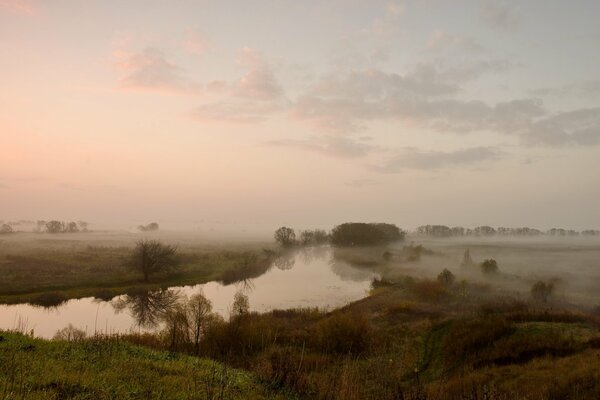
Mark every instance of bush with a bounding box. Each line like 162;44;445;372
481;259;499;275
531;281;555;303
53;324;86;341
437;269;455;287
0;224;13;234
312;312;372;355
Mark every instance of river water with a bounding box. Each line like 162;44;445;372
0;247;377;338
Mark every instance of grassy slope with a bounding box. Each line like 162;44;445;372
0;331;286;400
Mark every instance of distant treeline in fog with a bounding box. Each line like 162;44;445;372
414;224;600;237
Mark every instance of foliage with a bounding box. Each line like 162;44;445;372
531;281;555;303
274;226;296;247
437;269;455;287
0;223;13;234
330;222;405;247
138;222;159;232
481;259;499;275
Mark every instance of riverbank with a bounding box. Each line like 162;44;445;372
0;231;274;306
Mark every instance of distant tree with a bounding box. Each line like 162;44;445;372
531;281;554;303
437;269;456;287
474;226;496;236
299;229;329;246
45;220;65;234
35;220;47;233
0;224;13;234
274;226;296;247
138;222;159;232
128;240;180;282
330;223;405;247
582;229;600;236
481;259;499;275
451;226;465;236
416;225;452;237
66;222;79;233
77;221;89;232
461;249;474;267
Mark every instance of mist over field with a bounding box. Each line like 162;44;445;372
2;1;600;399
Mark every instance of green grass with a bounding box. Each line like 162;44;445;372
0;331;287;399
0;232;274;305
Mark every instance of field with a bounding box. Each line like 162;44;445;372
1;232;600;399
0;231;273;305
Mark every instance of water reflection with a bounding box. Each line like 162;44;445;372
0;246;378;338
112;289;181;328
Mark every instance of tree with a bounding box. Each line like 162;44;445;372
330;223;405;247
186;292;213;355
128;240;180;282
66;222;79;233
437;269;455;287
230;291;249;320
0;224;13;234
138;222;159;232
461;249;474;267
531;281;554;303
481;259;499;275
274;226;296;247
45;220;65;234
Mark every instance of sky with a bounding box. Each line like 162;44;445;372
1;0;600;231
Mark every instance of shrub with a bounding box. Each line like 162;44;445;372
481;259;499;275
531;281;555;303
312;312;372;355
437;269;456;287
53;324;86;342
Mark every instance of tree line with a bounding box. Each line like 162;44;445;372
415;224;600;237
274;222;406;247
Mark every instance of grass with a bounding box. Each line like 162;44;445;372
0;331;288;399
0;232;274;305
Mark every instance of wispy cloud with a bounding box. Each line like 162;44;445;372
480;2;519;31
344;178;380;188
114;48;201;94
530;81;600;98
267;136;376;158
426;31;485;54
372;146;505;173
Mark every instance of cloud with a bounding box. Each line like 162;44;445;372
480;2;519;31
114;48;201;94
522;108;600;146
189;101;285;123
182;28;210;55
0;0;35;14
426;31;485;54
373;146;505;172
233;47;284;100
267;136;376;158
530;81;600;98
289;65;527;134
359;1;404;37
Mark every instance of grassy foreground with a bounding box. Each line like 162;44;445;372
0;331;287;400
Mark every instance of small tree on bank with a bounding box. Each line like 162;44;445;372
0;224;13;234
531;281;555;303
274;227;296;247
128;240;180;282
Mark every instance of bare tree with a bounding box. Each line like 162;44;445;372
186;291;213;355
128;240;180;282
